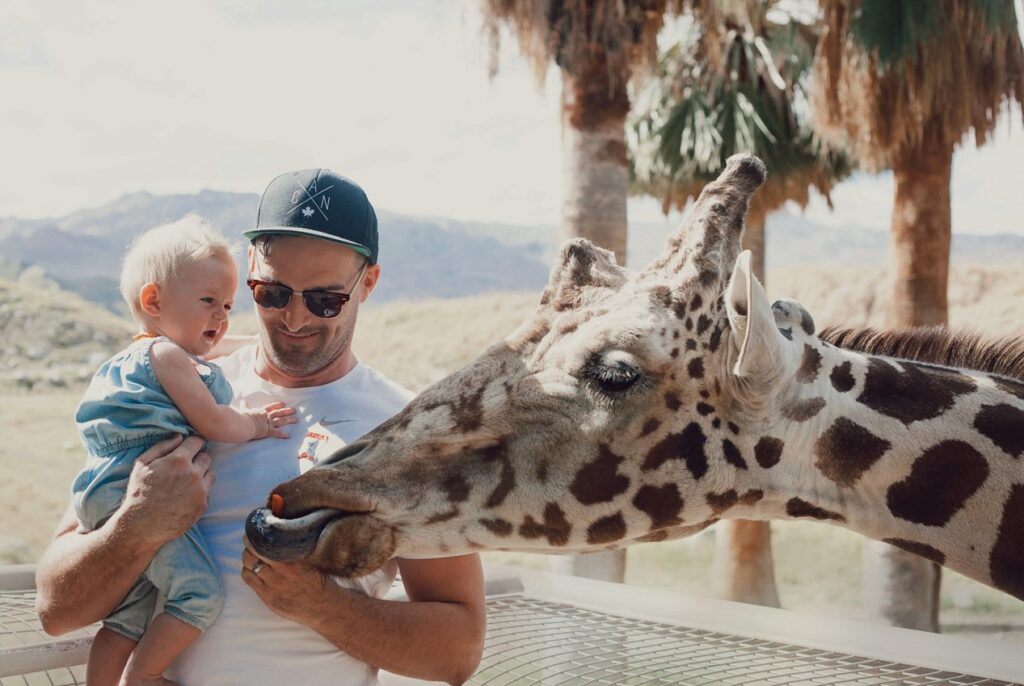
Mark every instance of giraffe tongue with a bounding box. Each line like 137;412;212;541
245;507;342;561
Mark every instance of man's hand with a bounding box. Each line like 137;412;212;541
117;434;214;546
35;435;214;636
241;536;334;624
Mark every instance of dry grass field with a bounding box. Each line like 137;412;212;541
2;261;1023;642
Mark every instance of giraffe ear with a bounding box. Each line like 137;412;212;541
540;239;628;311
725;251;795;379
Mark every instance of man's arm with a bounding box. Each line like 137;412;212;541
35;436;213;635
241;546;486;685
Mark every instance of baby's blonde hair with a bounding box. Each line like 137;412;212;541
120;214;238;321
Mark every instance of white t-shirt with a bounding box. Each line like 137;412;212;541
167;345;414;686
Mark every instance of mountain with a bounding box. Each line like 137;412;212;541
0;191;553;313
3;191;1024;315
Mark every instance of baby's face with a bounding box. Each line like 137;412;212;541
157;255;237;355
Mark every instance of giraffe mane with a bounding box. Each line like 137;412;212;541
820;325;1024;384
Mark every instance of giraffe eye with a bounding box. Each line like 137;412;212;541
586;357;643;394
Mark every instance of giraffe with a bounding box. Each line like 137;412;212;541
246;155;1024;602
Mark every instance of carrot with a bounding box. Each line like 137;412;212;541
271;493;284;517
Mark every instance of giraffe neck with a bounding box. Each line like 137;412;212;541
723;340;1024;600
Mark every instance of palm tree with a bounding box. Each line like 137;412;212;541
629;0;851;607
483;0;685;583
811;0;1023;631
483;0;684;266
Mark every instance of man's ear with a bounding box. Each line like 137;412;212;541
359;264;381;304
725;251;793;380
140;283;161;317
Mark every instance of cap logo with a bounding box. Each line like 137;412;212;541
288;178;333;221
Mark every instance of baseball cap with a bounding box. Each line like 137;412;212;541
243;169;379;264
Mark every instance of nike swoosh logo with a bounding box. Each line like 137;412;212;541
320;417;356;426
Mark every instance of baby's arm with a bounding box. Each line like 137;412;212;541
150;341;296;442
206;334;256;361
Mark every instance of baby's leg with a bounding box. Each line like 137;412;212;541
86;627;136;686
118;613;198;686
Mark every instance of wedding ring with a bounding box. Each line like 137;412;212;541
251;560;265;575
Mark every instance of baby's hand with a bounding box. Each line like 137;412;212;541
246;402;298;439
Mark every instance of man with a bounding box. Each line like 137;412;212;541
35;169;487;685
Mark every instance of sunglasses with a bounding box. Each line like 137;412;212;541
247;264;368;319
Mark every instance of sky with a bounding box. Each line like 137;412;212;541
1;0;1022;236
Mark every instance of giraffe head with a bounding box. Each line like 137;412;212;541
247;155;799;577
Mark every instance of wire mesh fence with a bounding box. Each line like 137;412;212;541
2;586;1020;685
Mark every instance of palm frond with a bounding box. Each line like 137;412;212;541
811;0;1024;170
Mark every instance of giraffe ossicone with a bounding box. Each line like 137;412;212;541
247;154;1024;601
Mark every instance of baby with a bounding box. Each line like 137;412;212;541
72;216;296;686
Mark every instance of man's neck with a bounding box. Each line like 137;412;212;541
254;345;359;388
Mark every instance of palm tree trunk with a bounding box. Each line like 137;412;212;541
552;51;630;583
712;211;781;608
559;52;630;265
863;134;953;633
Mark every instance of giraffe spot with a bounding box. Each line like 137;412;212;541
706;490;738;515
782;397;826;422
858;358;976;425
699;389;710;399
778;327;793;341
711;418;721;429
449;385;486;433
708;326;723;353
707;490;763;516
670;348;680;359
557;320;579;336
830;361;855;393
786;497;845;521
990;484;1024;600
441;474;470;503
482;442;515;509
480;518;514;537
587;512;627;545
632;483;684;529
796;344;822;384
883;538;945;565
685;339;697;351
696;402;715;416
672;300;688;319
754;436;784;468
569;445;631;505
639;418;661;438
800;308;815;336
685;317;693;331
993;376;1024;400
535;459;549;484
696;314;712;335
887;440;988;526
690;293;703;311
722;439;747;469
425;508;458;524
642;423;708;480
740;489;764;506
519;503;571;546
974;403;1024;458
673;330;680;340
814;418;891;487
727;422;740;435
636;530;669;543
665;392;682;411
687;357;705;379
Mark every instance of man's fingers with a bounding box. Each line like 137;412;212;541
271;428;291;439
193;451;212;472
135;434;185;465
